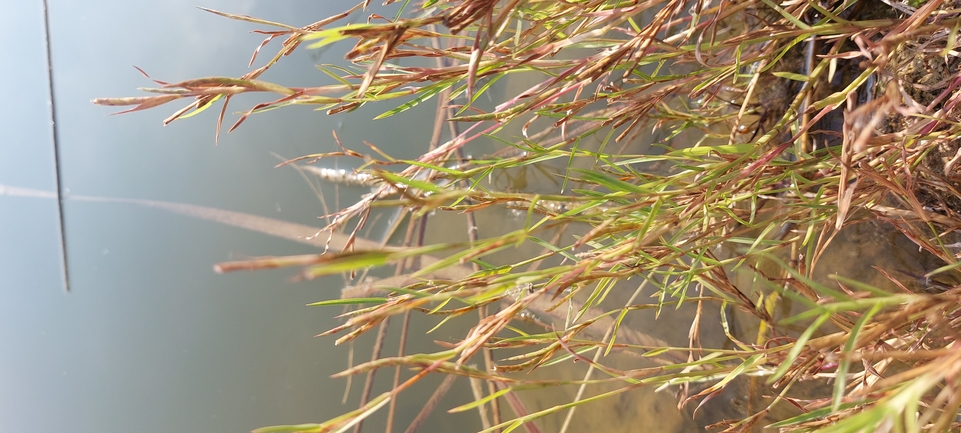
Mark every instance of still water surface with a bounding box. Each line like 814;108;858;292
2;2;944;433
2;1;480;432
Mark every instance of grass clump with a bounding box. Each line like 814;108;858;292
96;0;961;431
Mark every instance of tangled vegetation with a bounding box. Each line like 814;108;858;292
95;0;961;431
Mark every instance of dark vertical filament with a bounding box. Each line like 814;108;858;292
42;0;69;292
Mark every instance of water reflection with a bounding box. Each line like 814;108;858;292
2;1;483;432
6;2;947;433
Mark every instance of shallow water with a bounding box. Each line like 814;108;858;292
4;3;945;433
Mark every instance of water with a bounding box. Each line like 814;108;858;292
1;1;481;432
3;2;942;433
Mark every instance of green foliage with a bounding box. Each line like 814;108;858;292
95;0;961;431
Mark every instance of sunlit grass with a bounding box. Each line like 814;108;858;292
94;0;961;431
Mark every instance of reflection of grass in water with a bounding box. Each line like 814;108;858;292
93;1;961;431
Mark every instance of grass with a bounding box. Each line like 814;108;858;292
94;0;961;431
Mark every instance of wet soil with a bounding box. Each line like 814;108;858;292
885;6;961;219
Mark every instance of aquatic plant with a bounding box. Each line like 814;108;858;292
95;0;961;431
